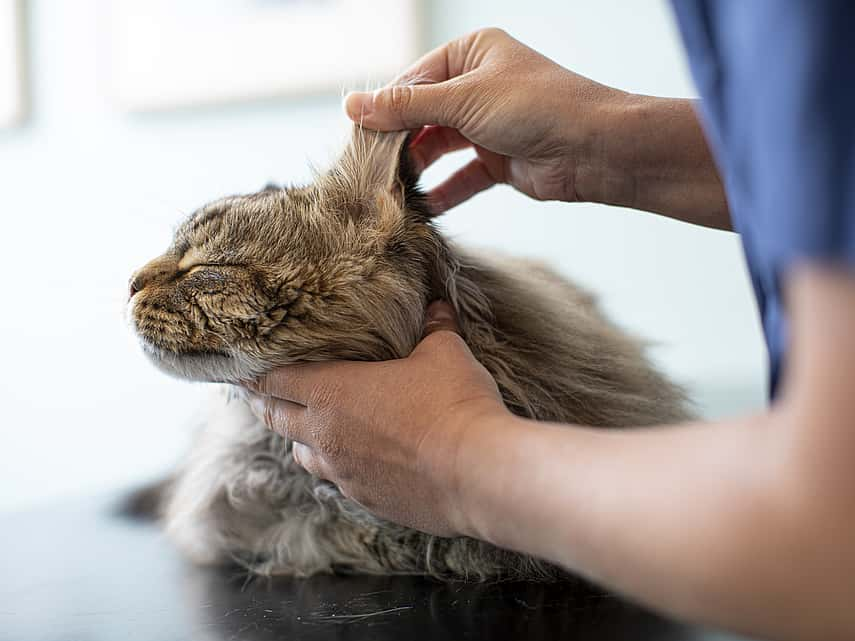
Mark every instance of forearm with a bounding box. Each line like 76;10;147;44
454;409;854;641
579;95;731;230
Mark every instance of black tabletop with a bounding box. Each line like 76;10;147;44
0;491;758;641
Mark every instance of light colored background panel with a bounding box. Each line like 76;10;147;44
107;0;421;111
0;0;25;127
0;0;766;514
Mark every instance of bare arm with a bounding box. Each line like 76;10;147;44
344;28;730;229
591;95;730;229
248;267;855;641
458;269;855;639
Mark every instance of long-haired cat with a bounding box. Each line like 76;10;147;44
128;127;692;581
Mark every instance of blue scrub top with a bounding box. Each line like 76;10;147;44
670;1;855;398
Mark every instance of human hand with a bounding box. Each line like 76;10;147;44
243;301;511;537
344;28;626;212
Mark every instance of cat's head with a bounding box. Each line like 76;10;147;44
128;129;445;383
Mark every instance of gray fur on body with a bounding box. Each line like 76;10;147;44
161;250;691;581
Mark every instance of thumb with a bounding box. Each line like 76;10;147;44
422;300;461;337
411;300;473;361
344;84;454;131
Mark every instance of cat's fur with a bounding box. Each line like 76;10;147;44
128;127;692;581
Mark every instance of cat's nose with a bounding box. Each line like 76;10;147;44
129;278;141;300
129;256;177;301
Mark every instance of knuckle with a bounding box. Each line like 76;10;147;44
279;365;305;396
386;84;414;115
250;376;269;396
315;427;343;462
478;26;508;41
254;370;288;398
327;438;346;463
305;404;341;456
310;379;343;410
262;399;275;429
444;78;479;126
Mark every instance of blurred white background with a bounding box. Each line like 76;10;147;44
0;0;767;513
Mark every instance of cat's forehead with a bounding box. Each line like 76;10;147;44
183;191;275;229
175;188;311;245
167;185;335;269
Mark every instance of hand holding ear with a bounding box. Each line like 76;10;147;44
243;301;510;537
344;28;625;213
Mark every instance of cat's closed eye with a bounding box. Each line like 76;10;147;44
183;266;228;286
185;264;224;276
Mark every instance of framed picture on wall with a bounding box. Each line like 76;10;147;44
0;0;25;128
105;0;422;111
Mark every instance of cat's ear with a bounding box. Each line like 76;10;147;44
329;127;432;221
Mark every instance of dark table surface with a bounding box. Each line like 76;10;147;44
0;491;759;641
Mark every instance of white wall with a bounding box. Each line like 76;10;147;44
0;0;767;513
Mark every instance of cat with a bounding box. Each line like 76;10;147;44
128;126;692;581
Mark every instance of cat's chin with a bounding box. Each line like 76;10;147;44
138;337;259;384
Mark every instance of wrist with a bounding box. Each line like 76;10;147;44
443;406;529;541
572;91;659;208
575;93;731;228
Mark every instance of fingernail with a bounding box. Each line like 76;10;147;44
426;300;454;322
344;91;373;119
292;441;308;466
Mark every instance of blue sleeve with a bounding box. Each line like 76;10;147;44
672;0;855;276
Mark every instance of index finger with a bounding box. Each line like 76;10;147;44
408;125;472;174
247;363;323;405
246;391;314;446
390;34;472;86
247;360;364;408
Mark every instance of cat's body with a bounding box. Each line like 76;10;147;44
129;128;691;580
